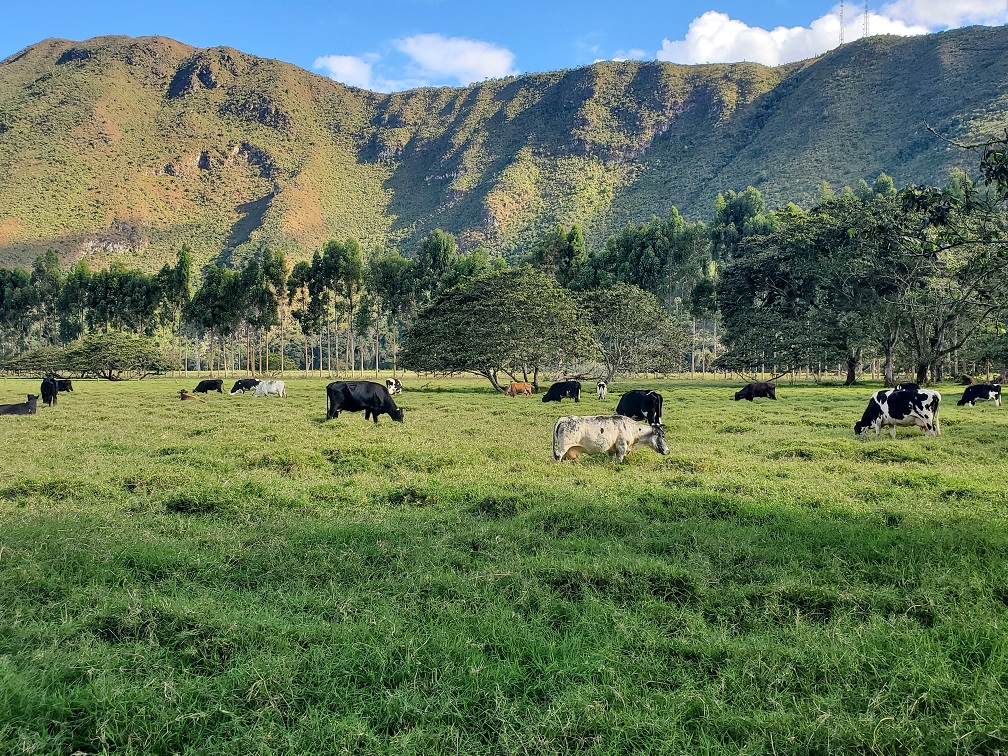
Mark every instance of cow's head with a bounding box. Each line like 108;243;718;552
390;406;405;422
650;424;670;455
734;388;745;400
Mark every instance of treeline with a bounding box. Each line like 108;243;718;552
3;151;1007;385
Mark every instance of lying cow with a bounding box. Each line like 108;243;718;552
503;382;533;397
229;378;260;395
0;394;39;415
326;381;403;423
957;383;1001;407
41;376;58;407
597;380;607;400
615;389;664;426
542;380;581;403
253;379;286;398
193;379;223;393
553;415;669;463
734;382;776;401
386;378;403;395
855;387;941;439
179;389;206;402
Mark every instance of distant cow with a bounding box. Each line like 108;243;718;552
179;389;206;402
40;377;57;407
386;378;403;395
553;415;669;463
0;394;39;415
855;387;941;439
894;382;920;392
957;383;1001;407
734;382;776;401
326;381;404;424
193;379;223;393
503;382;533;397
615;390;664;426
55;379;73;393
253;379;286;398
597;380;607;400
542;380;581;403
229;378;260;395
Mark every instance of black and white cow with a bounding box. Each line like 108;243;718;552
386;378;403;395
553;415;669;462
615;390;663;426
40;377;58;407
326;381;404;424
597;380;607;400
229;378;260;395
734;382;776;401
957;383;1001;407
193;379;224;393
0;394;39;415
855;387;941;439
542;380;581;403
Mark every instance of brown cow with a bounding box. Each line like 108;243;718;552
503;382;533;397
180;389;206;402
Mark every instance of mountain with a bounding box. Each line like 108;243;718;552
0;26;1006;271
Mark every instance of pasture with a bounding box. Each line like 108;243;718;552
1;376;1006;754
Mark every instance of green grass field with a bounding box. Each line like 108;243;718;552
1;375;1006;754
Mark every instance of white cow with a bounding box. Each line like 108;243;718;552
553;415;669;463
253;379;286;398
855;387;941;439
597;380;607;400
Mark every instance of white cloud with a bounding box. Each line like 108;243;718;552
656;1;1008;67
312;54;377;90
657;9;929;66
313;34;518;92
395;33;518;85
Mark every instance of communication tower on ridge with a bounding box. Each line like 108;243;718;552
864;1;870;38
839;1;845;46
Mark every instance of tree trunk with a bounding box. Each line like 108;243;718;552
844;347;861;387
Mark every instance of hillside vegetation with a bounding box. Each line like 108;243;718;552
0;26;1006;271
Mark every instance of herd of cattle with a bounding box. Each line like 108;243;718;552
1;373;1003;462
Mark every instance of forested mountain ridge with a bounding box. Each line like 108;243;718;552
0;25;1006;272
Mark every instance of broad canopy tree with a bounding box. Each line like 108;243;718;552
401;266;595;391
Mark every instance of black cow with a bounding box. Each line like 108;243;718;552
734;382;776;401
326;381;404;424
193;379;224;393
957;383;1001;407
894;382;920;392
55;379;73;393
229;378;260;395
0;394;39;415
40;377;58;407
615;389;664;426
542;380;581;403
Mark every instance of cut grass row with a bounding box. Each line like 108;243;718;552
1;376;1006;754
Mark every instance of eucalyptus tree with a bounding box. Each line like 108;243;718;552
416;228;459;301
365;249;416;376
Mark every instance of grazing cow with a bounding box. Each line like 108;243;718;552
855;387;942;439
326;381;404;423
253;379;286;398
553;415;669;463
386;378;403;395
179;389;206;402
503;382;533;397
40;377;58;407
229;378;260;395
55;379;73;393
734;382;776;401
193;379;223;393
542;380;581;403
597;380;607;400
0;394;39;415
957;383;1001;407
615;390;664;426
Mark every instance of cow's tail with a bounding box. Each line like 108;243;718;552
326;387;331;420
552;420;562;461
933;393;941;436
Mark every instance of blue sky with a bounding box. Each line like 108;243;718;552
3;1;1006;91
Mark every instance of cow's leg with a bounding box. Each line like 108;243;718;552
890;425;897;440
